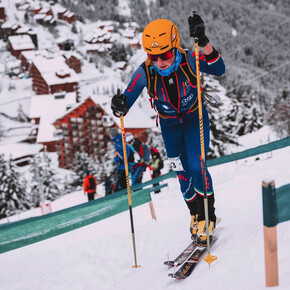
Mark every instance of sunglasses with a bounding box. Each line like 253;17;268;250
148;49;175;61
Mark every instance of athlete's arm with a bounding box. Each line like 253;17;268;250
123;65;148;110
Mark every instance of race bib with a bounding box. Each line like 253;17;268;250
168;156;184;171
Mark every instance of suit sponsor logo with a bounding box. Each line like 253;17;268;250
181;93;194;105
127;73;142;92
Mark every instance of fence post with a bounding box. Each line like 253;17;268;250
262;180;279;287
148;200;157;220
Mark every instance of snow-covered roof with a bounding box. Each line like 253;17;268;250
114;61;127;70
39;8;50;14
29;92;77;143
32;56;79;85
61;51;82;60
8;35;35;51
84;28;108;42
122;29;135;38
6;59;21;69
34;14;46;20
1;21;15;29
83;43;113;53
123;22;139;29
20;49;51;61
16;26;31;34
96;20;114;27
64;11;74;18
44;15;53;22
0;143;42;160
18;4;30;11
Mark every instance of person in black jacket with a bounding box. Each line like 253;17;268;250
149;150;164;193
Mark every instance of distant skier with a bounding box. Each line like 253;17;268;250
149;149;164;194
110;128;135;192
83;170;97;202
111;13;225;242
125;133;150;186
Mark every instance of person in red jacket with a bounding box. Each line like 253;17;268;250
83;170;97;201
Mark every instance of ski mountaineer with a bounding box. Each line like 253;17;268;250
111;13;225;243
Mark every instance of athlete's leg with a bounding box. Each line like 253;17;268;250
160;118;197;207
183;108;216;222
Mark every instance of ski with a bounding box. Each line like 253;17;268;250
164;218;221;268
163;238;198;267
168;237;217;280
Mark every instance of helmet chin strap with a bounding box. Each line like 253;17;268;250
153;49;182;77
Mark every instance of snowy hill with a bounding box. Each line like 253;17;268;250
0;139;289;289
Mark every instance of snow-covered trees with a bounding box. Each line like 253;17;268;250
0;155;29;219
29;153;61;207
110;43;128;62
226;89;263;137
267;90;290;138
69;152;89;190
129;0;149;30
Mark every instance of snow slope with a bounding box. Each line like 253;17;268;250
0;144;289;290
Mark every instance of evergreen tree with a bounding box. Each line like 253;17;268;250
226;90;263;137
17;104;29;123
267;91;290;138
24;11;29;24
129;0;149;30
29;153;61;207
110;43;127;62
71;23;78;34
0;155;29;219
70;152;89;190
146;130;167;159
207;102;238;158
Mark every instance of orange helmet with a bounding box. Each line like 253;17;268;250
142;19;180;55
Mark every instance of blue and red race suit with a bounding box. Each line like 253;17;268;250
122;48;225;219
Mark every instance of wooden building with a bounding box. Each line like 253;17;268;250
57;8;76;24
63;11;76;24
0;6;6;23
1;22;20;41
62;53;82;73
20;50;50;72
8;34;35;58
53;97;108;169
57;38;74;51
29;92;77;152
30;55;79;99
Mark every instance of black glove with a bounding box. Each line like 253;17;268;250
111;89;127;118
188;11;209;47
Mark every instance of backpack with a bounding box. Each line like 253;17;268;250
127;145;135;163
142;144;150;162
132;139;143;157
88;176;96;190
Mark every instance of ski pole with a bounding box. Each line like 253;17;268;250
120;113;140;268
194;37;217;266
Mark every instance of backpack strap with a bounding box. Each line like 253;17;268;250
178;47;197;88
141;59;158;99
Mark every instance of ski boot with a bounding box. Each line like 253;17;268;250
196;220;215;245
190;214;199;240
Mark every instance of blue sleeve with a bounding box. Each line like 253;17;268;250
123;65;148;110
187;50;225;76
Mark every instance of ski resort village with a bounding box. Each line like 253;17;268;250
0;0;289;289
